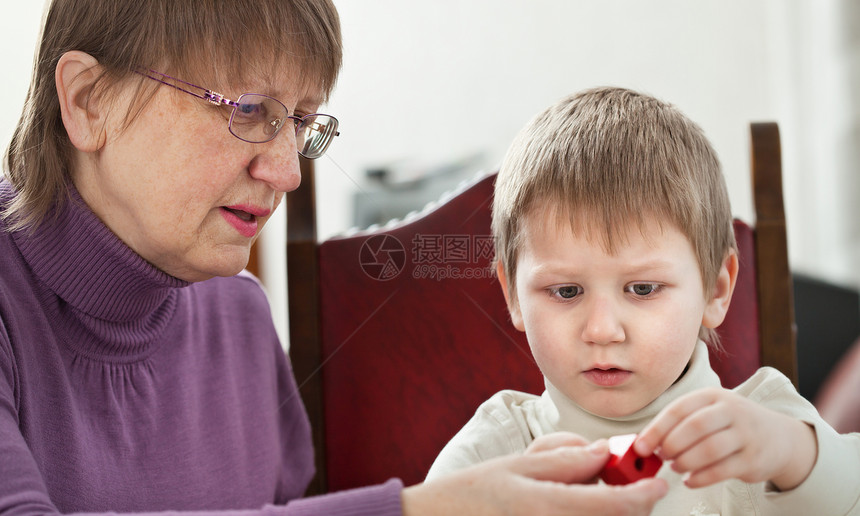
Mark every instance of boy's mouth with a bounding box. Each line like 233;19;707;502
583;367;632;387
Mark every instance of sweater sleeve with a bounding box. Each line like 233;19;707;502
758;420;860;515
281;479;403;516
0;316;62;514
736;367;860;515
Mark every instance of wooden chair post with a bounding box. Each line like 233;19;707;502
286;157;327;495
750;122;798;387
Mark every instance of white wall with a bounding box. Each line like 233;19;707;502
0;4;42;153
319;0;772;239
2;2;857;346
770;0;860;292
309;0;858;290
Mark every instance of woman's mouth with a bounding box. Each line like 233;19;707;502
224;207;254;222
220;206;265;238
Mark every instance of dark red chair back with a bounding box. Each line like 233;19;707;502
317;173;537;492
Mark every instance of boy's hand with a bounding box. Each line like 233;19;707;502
633;388;818;491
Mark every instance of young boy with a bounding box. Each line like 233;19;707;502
425;87;860;515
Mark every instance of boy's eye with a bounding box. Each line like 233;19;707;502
627;283;660;296
550;285;582;300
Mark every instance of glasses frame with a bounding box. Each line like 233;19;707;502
134;69;339;159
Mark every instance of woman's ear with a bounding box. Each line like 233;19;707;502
702;249;739;329
496;260;525;331
56;51;107;152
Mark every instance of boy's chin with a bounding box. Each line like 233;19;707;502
577;392;659;420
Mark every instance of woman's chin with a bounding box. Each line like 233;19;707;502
164;252;251;283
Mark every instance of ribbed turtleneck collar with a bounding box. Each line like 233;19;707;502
542;340;721;441
10;183;190;322
4;181;190;360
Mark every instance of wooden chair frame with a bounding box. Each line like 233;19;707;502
749;123;797;379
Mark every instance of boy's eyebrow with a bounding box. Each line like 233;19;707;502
622;259;676;275
528;259;676;278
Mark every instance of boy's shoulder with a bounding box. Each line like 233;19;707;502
473;389;545;423
732;367;817;420
426;389;547;481
732;366;795;396
460;389;552;450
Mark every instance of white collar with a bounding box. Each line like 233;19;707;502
541;340;722;441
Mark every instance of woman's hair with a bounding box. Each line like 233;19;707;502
492;87;736;346
3;0;342;230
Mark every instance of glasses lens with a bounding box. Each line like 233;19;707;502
229;94;288;143
296;114;339;159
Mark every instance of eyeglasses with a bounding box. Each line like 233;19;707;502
135;69;339;159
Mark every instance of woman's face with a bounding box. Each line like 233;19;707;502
72;69;325;282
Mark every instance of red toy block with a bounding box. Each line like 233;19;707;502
599;434;663;485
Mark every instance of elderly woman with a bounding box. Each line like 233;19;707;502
0;1;666;515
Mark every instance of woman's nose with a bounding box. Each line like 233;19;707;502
580;297;625;345
248;130;302;193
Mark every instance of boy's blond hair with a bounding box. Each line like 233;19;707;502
492;87;736;345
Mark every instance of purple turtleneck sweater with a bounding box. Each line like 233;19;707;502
0;181;402;515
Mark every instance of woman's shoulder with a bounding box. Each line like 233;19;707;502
0;215;33;303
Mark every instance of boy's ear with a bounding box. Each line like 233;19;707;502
56;51;108;152
702;249;739;329
496;260;525;332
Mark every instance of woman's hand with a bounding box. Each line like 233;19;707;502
524;432;594;454
634;388;818;491
402;436;667;516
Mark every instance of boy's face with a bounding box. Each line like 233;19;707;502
499;209;736;418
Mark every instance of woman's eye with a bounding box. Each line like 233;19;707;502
627;283;660;296
235;102;265;120
550;285;582;300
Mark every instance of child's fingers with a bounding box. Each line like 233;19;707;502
635;388;724;456
684;415;817;491
668;427;742;475
653;402;734;460
681;449;751;488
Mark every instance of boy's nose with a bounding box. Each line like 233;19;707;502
580;297;625;345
